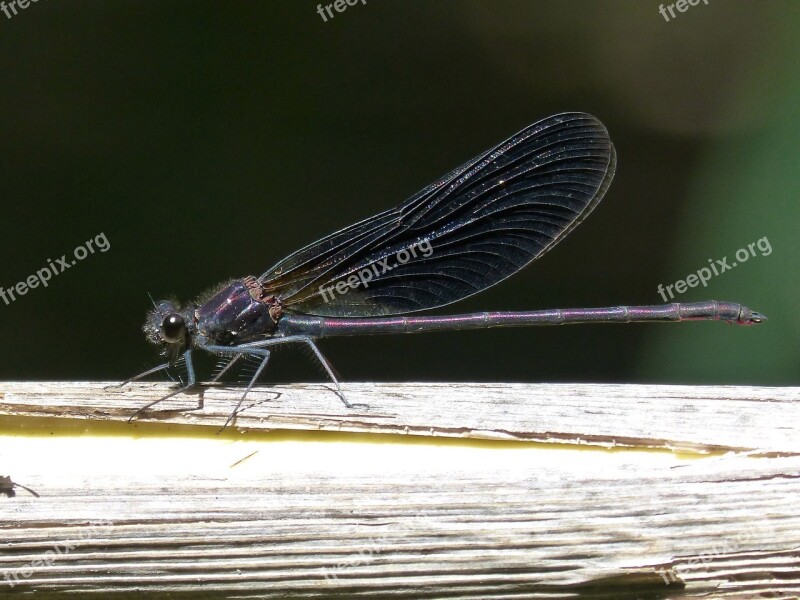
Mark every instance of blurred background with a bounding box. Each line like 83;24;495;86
0;0;797;388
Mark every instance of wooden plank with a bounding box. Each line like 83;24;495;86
0;381;799;452
1;382;799;598
2;454;799;598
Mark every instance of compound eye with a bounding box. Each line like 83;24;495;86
161;313;186;343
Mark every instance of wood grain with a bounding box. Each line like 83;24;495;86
0;381;799;452
1;382;798;598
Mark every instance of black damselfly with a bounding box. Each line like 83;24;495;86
119;113;765;426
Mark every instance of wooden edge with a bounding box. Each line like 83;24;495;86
0;381;798;453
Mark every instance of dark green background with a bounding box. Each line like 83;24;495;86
0;1;797;387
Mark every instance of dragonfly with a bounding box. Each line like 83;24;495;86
118;112;765;427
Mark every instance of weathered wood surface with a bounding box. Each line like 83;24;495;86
1;382;799;598
1;381;799;452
